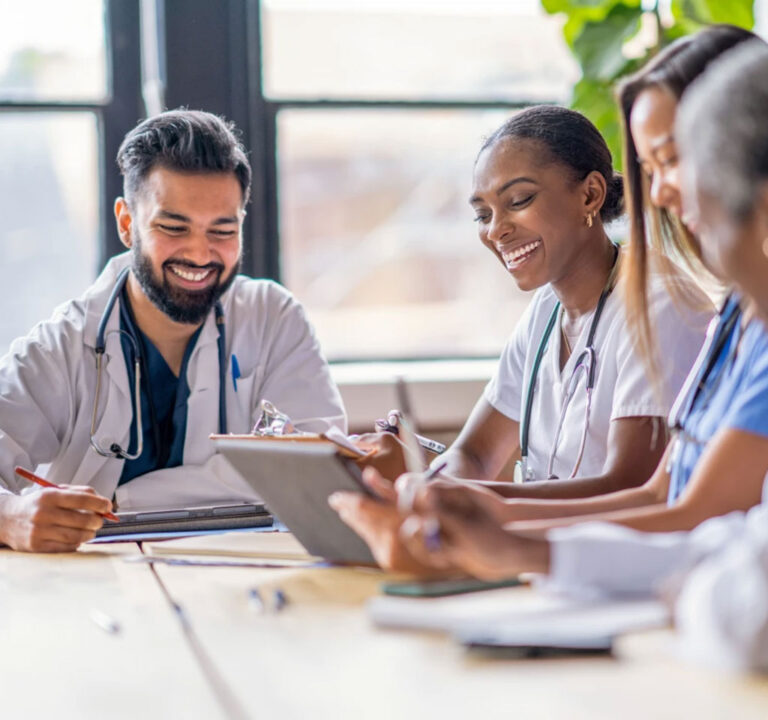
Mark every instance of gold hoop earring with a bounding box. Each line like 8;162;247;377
586;212;594;228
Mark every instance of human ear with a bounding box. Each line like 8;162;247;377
114;197;133;249
582;170;607;217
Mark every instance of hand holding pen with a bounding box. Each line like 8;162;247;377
395;461;447;553
0;467;118;553
375;412;447;455
392;411;447;552
15;467;119;522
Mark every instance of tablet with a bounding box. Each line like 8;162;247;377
95;502;273;538
213;437;377;565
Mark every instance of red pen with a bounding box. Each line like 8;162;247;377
14;466;120;523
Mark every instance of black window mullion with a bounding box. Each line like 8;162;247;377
241;0;279;280
100;0;144;270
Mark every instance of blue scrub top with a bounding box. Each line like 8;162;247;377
668;298;768;504
118;289;202;486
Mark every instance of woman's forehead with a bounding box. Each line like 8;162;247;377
630;86;678;147
473;138;552;184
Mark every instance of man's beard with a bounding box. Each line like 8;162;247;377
131;230;241;325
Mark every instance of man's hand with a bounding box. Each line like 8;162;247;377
0;487;113;553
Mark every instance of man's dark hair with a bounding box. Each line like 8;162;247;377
117;109;251;205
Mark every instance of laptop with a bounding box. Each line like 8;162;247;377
95;501;273;538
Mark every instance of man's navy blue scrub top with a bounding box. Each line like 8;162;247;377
118;287;202;486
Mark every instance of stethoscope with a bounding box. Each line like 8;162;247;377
515;245;620;483
90;267;228;460
666;293;741;463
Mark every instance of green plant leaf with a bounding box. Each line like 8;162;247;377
571;76;624;171
544;0;756;176
670;0;754;28
543;0;630;12
547;0;641;47
541;0;573;13
572;4;644;81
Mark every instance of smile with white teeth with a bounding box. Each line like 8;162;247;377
499;239;542;270
168;265;214;282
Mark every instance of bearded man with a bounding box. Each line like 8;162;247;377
0;109;345;552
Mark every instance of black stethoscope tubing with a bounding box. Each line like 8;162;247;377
91;266;228;460
518;244;619;480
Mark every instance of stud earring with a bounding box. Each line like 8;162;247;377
586;212;594;228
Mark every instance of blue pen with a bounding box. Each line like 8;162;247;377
231;354;241;392
273;588;288;612
248;587;265;612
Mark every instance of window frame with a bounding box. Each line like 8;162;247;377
1;0;559;363
0;0;144;275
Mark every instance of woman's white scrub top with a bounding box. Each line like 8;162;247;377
484;267;710;480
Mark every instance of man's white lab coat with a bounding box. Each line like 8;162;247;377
0;253;346;510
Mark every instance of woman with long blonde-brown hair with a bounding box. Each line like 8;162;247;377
619;24;754;376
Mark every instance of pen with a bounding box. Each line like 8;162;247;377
90;608;121;635
14;466;121;523
424;460;448;481
231;354;241;392
247;587;288;612
396;427;449;515
393;377;447;455
416;461;447;552
273;588;288;612
248;587;265;612
374;419;447;455
396;411;428;513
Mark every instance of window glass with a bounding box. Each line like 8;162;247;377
278;108;530;360
0;113;99;353
0;0;107;102
263;0;577;101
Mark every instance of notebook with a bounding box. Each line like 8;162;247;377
95;502;273;538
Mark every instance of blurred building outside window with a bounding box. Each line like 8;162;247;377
0;0;579;365
0;0;105;354
264;0;579;361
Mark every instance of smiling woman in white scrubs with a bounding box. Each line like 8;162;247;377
330;105;709;574
356;105;707;492
423;105;707;491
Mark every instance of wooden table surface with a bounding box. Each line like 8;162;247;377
2;534;767;720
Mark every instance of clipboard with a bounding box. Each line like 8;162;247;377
209;428;378;460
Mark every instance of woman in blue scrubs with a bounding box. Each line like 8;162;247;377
330;25;768;576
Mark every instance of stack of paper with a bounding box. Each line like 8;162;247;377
368;589;669;646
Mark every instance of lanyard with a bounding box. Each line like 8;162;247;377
668;293;741;438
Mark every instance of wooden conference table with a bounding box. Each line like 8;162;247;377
2;532;768;720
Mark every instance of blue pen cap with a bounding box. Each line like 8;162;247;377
231;354;241;391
